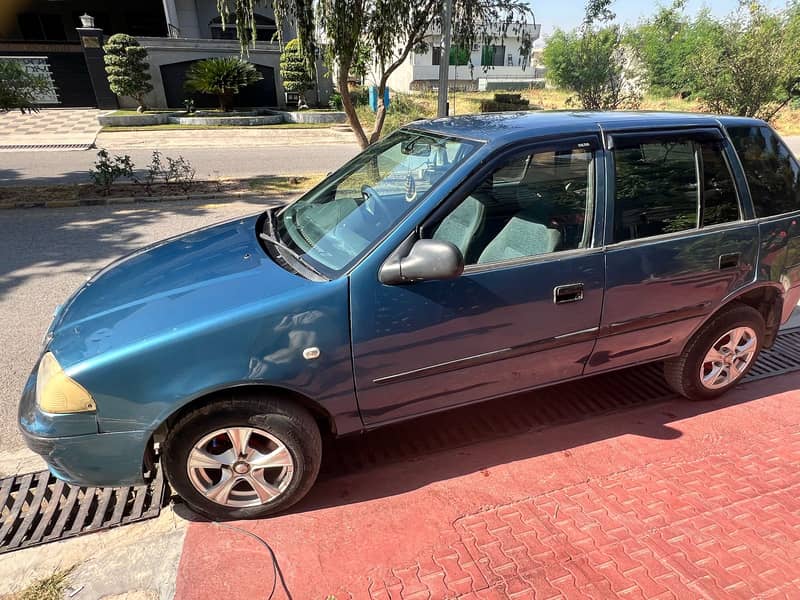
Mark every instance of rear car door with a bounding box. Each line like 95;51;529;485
725;123;800;323
586;127;759;373
350;136;607;425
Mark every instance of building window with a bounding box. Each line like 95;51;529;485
480;45;505;67
432;46;442;66
449;46;470;66
209;14;277;42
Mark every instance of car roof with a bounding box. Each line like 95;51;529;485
404;110;767;146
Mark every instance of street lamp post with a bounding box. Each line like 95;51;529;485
436;0;452;118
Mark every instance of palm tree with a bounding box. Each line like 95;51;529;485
184;57;263;112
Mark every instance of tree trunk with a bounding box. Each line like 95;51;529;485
219;90;234;112
338;68;369;149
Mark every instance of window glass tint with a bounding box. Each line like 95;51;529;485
727;125;800;217
432;146;593;265
700;142;739;226
614;140;697;241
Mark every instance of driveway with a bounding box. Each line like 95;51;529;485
176;371;800;598
0;109;103;150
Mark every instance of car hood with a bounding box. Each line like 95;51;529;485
48;214;316;367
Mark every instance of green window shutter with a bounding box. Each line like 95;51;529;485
481;46;493;67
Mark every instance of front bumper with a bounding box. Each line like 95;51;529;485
18;372;149;487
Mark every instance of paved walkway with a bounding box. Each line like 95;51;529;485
176;371;800;599
0;109;103;150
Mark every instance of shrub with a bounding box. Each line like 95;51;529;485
103;34;153;111
280;39;313;107
89;149;134;195
328;91;343;110
543;25;640;110
184;57;263;112
0;59;49;113
139;150;195;193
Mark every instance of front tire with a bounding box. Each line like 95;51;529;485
664;303;764;401
162;396;322;520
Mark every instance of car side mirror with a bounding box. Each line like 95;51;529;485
379;239;464;285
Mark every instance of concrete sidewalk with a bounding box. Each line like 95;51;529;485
95;126;355;149
176;371;800;599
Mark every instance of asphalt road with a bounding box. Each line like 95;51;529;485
0;143;361;186
1;135;797;187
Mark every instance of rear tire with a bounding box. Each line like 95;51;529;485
162;395;322;520
664;303;764;401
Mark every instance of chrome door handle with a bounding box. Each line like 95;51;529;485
554;283;584;304
719;252;740;270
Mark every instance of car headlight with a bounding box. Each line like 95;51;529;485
35;352;96;414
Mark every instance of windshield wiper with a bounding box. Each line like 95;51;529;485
260;212;325;279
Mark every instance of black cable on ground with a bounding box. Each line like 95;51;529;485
212;521;293;600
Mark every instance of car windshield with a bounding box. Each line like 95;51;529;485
269;130;480;277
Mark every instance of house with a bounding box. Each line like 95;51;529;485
0;0;331;109
387;21;544;93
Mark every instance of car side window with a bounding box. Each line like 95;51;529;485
613;135;740;242
727;125;800;217
700;142;740;227
430;145;594;266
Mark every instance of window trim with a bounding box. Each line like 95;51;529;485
417;135;605;272
604;127;745;246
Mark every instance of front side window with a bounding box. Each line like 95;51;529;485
431;144;594;266
271;130;479;276
613;135;740;242
727;125;800;217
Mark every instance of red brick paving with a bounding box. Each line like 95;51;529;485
176;371;800;600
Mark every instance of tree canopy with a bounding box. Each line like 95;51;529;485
103;34;154;110
0;60;49;113
217;0;536;147
624;1;800;119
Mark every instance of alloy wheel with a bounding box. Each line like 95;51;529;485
186;426;295;507
699;326;757;390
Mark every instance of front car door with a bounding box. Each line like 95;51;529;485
350;136;607;426
586;127;759;374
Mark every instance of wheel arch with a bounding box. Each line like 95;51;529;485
149;383;337;453
686;282;784;353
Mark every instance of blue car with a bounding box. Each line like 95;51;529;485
19;111;800;519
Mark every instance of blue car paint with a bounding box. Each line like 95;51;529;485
18;111;800;487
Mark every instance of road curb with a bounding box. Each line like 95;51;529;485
0;191;295;210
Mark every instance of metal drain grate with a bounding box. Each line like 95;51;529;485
0;467;164;554
745;327;800;381
0;143;93;152
320;327;800;478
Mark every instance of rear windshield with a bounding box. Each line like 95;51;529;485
727;125;800;217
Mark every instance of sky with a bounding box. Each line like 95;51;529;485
533;0;790;37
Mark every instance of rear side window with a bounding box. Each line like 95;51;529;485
613;135;740;242
727;125;800;217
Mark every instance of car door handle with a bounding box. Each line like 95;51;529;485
554;283;584;304
719;252;740;270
